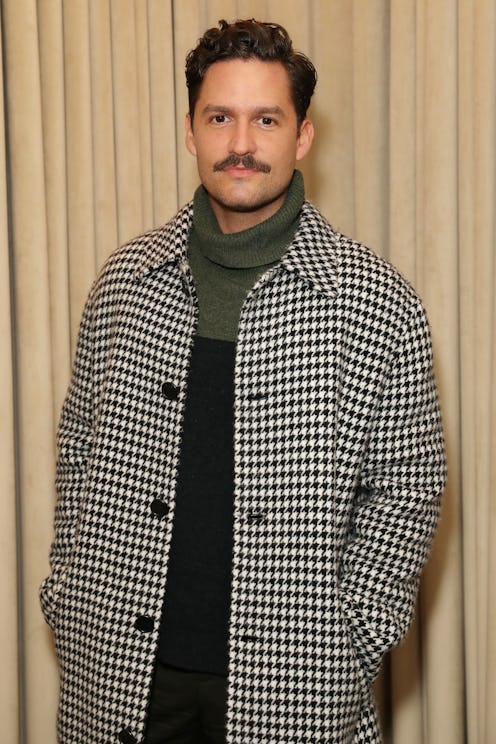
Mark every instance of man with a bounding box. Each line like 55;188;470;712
40;19;446;744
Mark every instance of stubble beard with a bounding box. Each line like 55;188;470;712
207;164;292;216
207;180;289;215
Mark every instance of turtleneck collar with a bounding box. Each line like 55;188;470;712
191;170;305;269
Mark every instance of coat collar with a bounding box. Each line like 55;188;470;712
279;201;339;296
135;200;339;297
134;202;192;277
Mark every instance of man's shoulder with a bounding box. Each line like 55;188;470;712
101;202;193;280
296;201;422;311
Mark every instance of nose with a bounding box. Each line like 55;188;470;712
229;119;255;155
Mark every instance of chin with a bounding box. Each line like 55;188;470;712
212;190;286;215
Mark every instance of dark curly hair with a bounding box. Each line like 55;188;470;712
186;19;317;128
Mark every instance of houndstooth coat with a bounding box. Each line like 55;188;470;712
40;200;446;744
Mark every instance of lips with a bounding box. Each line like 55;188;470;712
223;165;258;177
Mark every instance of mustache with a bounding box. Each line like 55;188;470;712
213;154;271;173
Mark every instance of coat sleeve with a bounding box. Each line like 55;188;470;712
339;298;446;683
39;286;97;630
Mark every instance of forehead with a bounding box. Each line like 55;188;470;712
197;58;294;109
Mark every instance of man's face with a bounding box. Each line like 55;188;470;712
185;58;314;233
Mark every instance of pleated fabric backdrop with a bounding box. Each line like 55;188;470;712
1;1;494;742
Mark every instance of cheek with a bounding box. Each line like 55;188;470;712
194;145;211;166
271;138;297;161
197;139;220;162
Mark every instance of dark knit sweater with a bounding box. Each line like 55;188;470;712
158;172;304;675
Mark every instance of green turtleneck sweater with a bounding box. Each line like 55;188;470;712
189;169;305;340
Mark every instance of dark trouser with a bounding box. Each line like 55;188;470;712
144;662;228;744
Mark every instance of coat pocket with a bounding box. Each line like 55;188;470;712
39;569;67;631
339;590;395;685
338;592;380;691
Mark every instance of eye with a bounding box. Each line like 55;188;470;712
259;116;276;127
211;114;229;124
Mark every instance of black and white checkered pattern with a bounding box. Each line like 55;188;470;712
40;201;446;743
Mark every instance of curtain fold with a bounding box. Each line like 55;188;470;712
1;1;60;741
414;3;464;743
38;0;72;416
0;6;20;742
458;1;496;742
1;1;494;741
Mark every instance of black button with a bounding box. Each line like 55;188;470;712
162;382;179;400
151;499;168;518
241;634;258;642
118;729;137;744
135;615;154;632
247;392;266;401
247;509;267;524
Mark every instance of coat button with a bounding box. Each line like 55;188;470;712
247;391;266;402
151;499;168;518
135;615;154;632
118;729;137;744
162;382;180;400
241;634;258;642
247;509;267;524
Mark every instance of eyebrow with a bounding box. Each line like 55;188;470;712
201;105;286;118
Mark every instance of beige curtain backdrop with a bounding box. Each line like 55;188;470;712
1;1;494;742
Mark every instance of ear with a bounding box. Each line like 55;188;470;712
185;113;197;156
295;118;314;161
